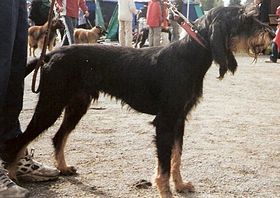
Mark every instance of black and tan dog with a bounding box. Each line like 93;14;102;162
74;26;107;44
28;18;64;57
1;6;274;198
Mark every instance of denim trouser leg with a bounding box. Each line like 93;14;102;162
61;16;77;45
0;0;27;144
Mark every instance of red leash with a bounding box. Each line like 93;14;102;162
31;0;56;93
180;21;207;48
166;2;207;49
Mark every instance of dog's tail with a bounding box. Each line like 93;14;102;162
25;53;53;77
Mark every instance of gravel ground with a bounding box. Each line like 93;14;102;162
19;55;280;198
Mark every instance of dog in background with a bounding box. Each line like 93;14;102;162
134;27;171;48
28;18;64;57
1;6;274;198
74;26;107;44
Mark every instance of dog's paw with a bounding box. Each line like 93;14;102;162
175;182;195;193
59;166;77;175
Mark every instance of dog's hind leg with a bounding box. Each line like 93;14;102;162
53;92;92;175
171;118;195;193
5;92;67;178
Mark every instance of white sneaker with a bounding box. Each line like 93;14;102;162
16;149;60;182
0;159;29;198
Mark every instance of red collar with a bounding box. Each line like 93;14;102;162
180;21;207;49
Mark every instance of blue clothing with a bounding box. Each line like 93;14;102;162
61;16;77;45
0;0;28;144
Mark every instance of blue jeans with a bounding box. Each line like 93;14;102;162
0;0;27;144
61;16;77;45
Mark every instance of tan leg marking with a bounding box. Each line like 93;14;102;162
155;164;173;198
55;133;76;175
171;141;195;193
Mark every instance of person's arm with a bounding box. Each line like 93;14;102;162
276;6;280;16
128;0;139;15
79;0;89;17
56;0;63;12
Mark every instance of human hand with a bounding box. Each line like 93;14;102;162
84;11;89;17
56;6;63;13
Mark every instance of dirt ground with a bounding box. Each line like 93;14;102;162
19;55;279;198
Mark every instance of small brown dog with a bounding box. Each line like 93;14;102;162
74;26;107;44
28;18;64;57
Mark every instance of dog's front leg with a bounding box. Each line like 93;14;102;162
171;142;195;193
154;114;177;198
171;118;195;193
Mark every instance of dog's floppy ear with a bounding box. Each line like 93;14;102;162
209;21;237;79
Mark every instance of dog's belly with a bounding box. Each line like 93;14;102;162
126;100;158;115
120;94;159;115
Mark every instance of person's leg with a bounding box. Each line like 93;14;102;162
148;27;154;47
61;16;76;45
270;42;278;62
0;0;26;144
154;27;161;47
124;21;133;47
171;20;179;42
118;20;126;46
69;17;77;44
0;1;30;197
0;0;59;186
161;32;170;46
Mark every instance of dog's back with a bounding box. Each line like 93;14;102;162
74;26;106;44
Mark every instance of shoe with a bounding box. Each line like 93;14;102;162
0;159;29;198
16;149;60;182
265;59;277;63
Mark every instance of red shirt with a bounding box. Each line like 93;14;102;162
146;0;162;27
274;6;280;50
276;6;280;17
274;28;280;51
56;0;88;18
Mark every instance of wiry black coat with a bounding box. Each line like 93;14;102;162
1;6;274;198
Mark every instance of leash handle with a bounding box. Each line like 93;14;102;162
31;0;56;93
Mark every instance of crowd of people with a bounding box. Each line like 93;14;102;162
0;0;279;197
26;0;180;48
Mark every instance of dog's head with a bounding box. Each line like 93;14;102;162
51;18;64;30
202;6;274;79
95;26;108;37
